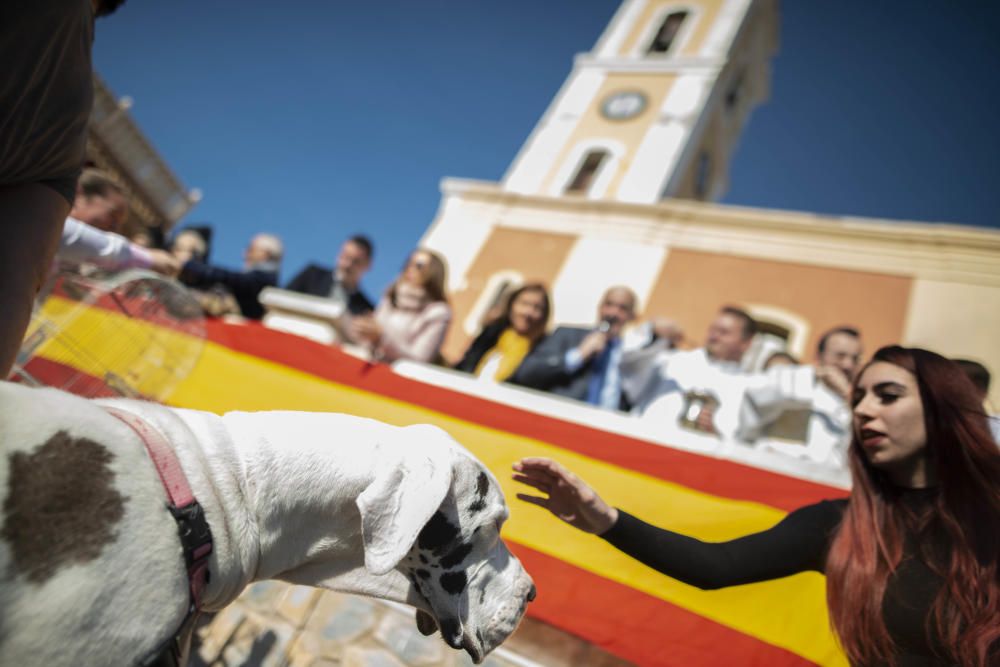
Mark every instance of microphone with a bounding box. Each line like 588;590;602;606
597;317;615;335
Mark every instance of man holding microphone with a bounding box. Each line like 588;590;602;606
511;286;639;411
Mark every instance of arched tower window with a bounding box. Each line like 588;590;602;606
565;149;608;194
647;11;688;54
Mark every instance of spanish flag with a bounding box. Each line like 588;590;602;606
24;295;848;666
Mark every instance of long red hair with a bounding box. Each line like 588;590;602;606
825;346;1000;665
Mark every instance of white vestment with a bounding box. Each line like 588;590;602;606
737;365;851;470
622;345;749;441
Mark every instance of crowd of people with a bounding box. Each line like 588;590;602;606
36;183;1000;471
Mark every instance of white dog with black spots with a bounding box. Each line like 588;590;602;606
0;382;535;665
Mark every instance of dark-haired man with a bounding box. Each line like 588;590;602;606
286;235;375;316
622;306;757;438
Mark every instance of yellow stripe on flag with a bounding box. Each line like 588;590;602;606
29;296;202;399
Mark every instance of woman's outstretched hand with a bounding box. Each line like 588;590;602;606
512;457;619;535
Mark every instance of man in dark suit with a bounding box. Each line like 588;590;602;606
178;233;282;320
511;286;637;411
285;235;374;316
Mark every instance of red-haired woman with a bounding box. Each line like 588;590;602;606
513;345;1000;665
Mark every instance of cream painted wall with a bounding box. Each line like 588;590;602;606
503;69;607;195
618;73;717;202
421;196;497;293
594;0;649;58
904;279;1000;408
549;237;668;326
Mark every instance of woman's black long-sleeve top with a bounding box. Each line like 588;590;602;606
600;489;972;666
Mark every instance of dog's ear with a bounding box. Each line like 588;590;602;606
357;426;455;575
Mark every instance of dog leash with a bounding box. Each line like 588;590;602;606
103;406;214;667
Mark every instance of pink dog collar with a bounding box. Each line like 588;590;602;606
104;406;213;666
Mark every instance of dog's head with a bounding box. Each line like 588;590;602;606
356;425;535;663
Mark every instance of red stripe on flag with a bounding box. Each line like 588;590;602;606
509;542;816;666
15;356;120;398
206;321;845;511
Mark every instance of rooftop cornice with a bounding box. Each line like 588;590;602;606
440;178;1000;251
436;179;1000;287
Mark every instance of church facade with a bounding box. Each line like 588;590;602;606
419;0;1000;405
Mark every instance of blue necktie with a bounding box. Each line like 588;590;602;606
586;344;612;405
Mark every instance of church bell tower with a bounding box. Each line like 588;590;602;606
502;0;778;203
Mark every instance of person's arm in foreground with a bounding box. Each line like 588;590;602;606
512;457;840;589
60;218;178;275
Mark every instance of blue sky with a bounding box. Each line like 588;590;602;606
92;2;1000;298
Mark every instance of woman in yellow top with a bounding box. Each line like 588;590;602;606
455;283;550;382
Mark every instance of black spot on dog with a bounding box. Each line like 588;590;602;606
416;568;430;580
468;498;486;514
467;472;490;514
440;571;467;595
1;431;126;583
418;553;428;564
440;542;473;569
417;511;458;553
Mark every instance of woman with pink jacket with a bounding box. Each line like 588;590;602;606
351;248;451;363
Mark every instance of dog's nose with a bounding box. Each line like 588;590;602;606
526;584;537;603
